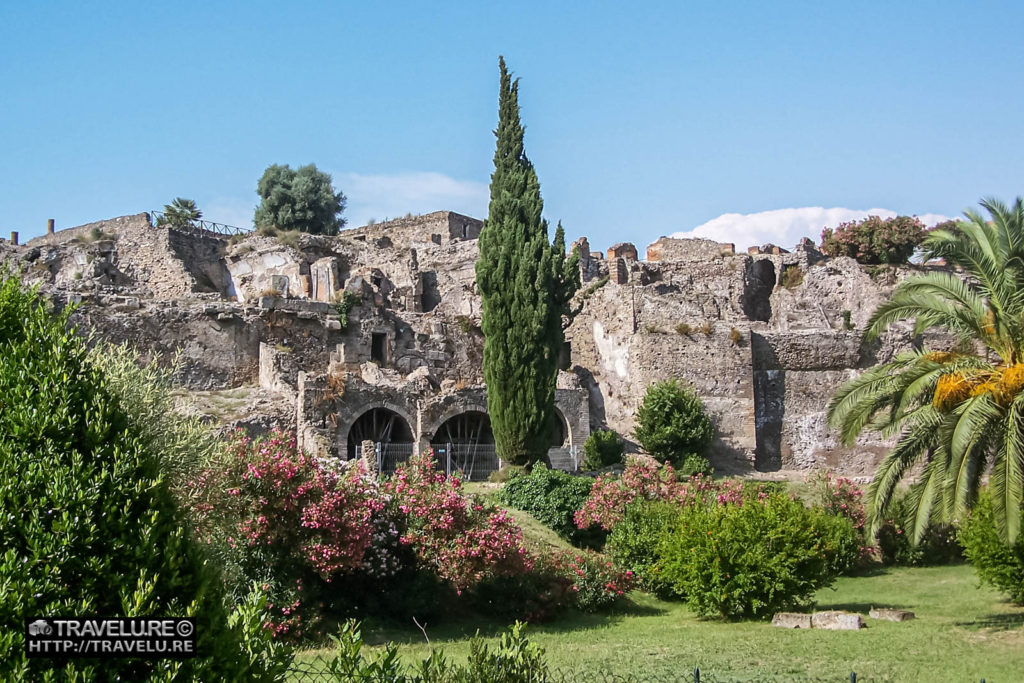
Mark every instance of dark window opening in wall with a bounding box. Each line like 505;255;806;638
462;223;469;239
549;409;569;447
421;271;441;312
354;235;366;242
558;341;572;371
371;333;387;364
371;275;383;288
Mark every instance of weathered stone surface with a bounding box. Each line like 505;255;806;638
869;608;915;622
772;613;812;629
811;611;864;630
4;210;960;475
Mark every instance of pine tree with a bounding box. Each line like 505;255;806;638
476;57;580;466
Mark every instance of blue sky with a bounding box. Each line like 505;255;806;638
2;1;1022;251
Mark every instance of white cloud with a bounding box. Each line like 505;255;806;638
338;171;489;227
670;207;953;251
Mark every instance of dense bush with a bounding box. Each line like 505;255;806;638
677;453;712;478
0;276;265;679
606;501;680;597
89;343;222;499
582;429;624;470
473;548;632;621
190;430;386;638
382;452;531;592
191;441;533;636
820;214;925;265
959;493;1024;604
656;490;859;619
498;465;603;547
633;380;714;467
810;470;873;566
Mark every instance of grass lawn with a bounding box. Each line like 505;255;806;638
295;564;1024;681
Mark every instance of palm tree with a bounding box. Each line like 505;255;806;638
157;198;202;229
827;197;1024;543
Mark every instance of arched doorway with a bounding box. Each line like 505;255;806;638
346;407;415;472
550;408;569;448
430;410;496;480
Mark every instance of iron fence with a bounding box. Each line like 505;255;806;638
286;660;906;682
148;210;251;237
354;442;579;481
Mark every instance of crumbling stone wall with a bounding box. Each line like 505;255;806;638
8;211;953;477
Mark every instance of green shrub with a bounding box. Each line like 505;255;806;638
332;290;360;329
780;265;803;289
497;465;603;548
582;429;624;470
327;620;550;682
633;379;714;467
606;500;680;597
677;453;711;477
959;493;1024;604
0;275;259;679
655;491;858;619
674;322;692;336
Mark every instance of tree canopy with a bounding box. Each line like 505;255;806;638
827;197;1024;543
476;57;579;466
254;163;346;236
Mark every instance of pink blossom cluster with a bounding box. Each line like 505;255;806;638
382;452;531;591
223;430;384;579
574;459;750;532
811;469;873;560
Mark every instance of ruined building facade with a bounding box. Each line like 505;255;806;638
4;211;931;476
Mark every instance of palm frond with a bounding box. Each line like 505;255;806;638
903;453;947;544
943;394;1001;521
991;392;1024;543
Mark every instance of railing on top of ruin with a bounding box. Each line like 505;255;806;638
147;210;252;237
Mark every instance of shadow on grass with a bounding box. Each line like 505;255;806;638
954;613;1024;631
361;597;669;647
815;602;911;614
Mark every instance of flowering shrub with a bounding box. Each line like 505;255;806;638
383;452;531;592
810;470;873;566
820;215;925;265
189;430;387;638
554;549;635;612
574;458;746;532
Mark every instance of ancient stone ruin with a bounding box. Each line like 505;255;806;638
2;211;940;477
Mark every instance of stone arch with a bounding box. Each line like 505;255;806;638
423;400;489;443
430;409;494;446
341;403;416;459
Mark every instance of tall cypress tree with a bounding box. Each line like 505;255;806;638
476;57;580;466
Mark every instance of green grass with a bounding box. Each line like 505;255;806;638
295;564;1023;680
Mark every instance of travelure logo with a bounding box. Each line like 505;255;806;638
25;617;196;659
27;620;52;636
